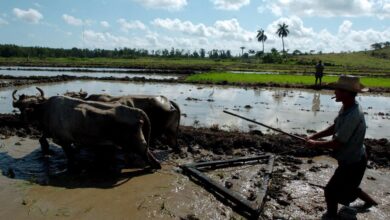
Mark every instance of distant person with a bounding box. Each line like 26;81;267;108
306;75;377;219
315;60;324;86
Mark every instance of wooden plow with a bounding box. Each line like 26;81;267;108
180;154;275;219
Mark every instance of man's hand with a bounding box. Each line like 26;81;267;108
305;136;317;147
305;138;318;148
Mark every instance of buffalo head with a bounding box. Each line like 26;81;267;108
12;87;46;115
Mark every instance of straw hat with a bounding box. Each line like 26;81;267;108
328;75;368;93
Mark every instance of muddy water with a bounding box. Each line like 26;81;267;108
1;80;389;139
0;137;248;219
0;68;179;80
1;136;390;219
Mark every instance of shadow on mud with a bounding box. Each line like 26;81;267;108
0;144;159;189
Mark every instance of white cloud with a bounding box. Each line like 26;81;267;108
117;19;147;32
13;8;43;24
133;0;187;11
261;16;390;53
0;17;8;26
33;3;42;8
152;18;253;41
338;20;353;35
83;29;161;49
211;0;250;10
260;0;390;18
152;18;213;37
62;14;83;26
83;30;130;48
100;21;110;28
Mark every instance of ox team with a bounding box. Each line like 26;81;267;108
13;87;181;171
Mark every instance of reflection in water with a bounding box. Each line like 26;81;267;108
0;69;179;80
312;93;321;116
0;80;389;139
272;89;287;105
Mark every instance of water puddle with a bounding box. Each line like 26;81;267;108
1;66;144;72
0;68;179;80
1;80;389;139
0;136;245;219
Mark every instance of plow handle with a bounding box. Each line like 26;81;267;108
223;110;306;142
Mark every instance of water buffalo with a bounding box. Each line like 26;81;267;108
84;94;181;151
12;87;51;154
13;88;92;154
13;89;161;169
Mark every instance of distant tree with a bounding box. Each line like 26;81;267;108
240;46;245;56
255;51;264;58
256;29;267;54
262;48;282;63
384;41;390;48
192;50;200;58
162;49;169;56
200;48;206;58
276;23;289;54
270;48;278;54
292;49;302;55
248;49;256;55
371;43;382;50
169;48;175;57
226;50;232;58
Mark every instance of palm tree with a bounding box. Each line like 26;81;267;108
276;23;289;54
240;46;245;56
256;29;267;53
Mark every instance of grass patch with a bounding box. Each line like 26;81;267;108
185;72;390;88
1;56;390;75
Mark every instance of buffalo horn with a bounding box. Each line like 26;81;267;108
12;90;17;100
36;87;45;97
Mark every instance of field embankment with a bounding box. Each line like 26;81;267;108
2;50;390;76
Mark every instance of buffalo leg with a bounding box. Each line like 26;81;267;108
131;142;161;169
39;136;51;155
165;130;180;152
146;149;161;169
58;142;77;171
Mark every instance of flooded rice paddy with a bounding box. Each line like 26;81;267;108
1;80;389;139
1;68;390;219
0;67;179;80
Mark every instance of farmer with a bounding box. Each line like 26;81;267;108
306;75;377;219
315;60;324;86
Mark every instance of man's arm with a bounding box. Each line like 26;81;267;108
306;138;342;150
308;124;335;140
306;124;342;150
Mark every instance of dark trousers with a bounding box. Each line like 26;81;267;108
324;155;367;214
315;75;323;85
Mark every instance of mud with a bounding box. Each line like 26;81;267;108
1;113;389;167
1;114;390;219
0;66;196;74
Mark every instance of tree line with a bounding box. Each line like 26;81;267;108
0;44;236;59
371;41;390;50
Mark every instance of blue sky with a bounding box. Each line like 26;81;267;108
1;0;390;54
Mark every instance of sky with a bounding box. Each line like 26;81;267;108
1;0;390;55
